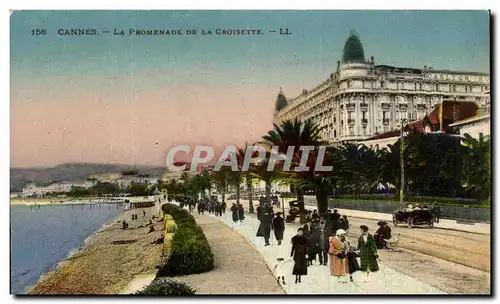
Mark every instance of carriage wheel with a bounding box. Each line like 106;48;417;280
429;220;434;228
393;215;398;226
407;217;413;229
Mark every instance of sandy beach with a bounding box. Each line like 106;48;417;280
28;206;164;295
10;196;154;206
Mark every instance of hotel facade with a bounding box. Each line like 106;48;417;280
273;30;490;144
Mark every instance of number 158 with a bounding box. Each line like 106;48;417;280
31;29;46;35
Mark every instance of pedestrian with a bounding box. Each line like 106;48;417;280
237;203;245;222
312;210;320;222
358;225;379;282
344;236;360;282
328;229;349;283
302;222;310;238
273;257;292;285
432;203;441;223
291;228;309;284
307;219;322;266
257;203;273;246
143;210;146;217
320;219;330;266
272;212;285;245
339;215;349;232
221;201;227;214
374;221;391;249
122;220;128;229
231;203;239;223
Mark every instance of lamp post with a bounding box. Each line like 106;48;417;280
400;118;408;209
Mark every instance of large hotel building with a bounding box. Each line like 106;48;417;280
273;30;490;144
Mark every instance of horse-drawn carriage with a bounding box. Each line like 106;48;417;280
392;208;434;228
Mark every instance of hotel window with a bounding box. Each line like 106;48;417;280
451;84;456;92
362;111;366;119
382;111;387;120
334;130;337;138
414;83;417;90
333;116;336;123
435;84;439;91
347;81;351;88
419;83;422;91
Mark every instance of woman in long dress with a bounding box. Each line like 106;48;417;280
291;228;309;283
358;225;379;282
343;235;360;282
272;212;285;246
328;229;349;283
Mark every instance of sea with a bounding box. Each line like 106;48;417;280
10;203;124;294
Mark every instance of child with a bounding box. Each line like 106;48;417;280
273;257;293;285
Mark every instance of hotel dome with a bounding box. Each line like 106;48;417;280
275;89;288;112
342;29;365;63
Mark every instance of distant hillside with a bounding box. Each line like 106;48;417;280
10;163;166;191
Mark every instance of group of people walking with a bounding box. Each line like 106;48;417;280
256;203;285;246
196;198;227;217
230;202;245;222
281;209;380;284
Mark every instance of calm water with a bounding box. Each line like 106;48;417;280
10;204;124;294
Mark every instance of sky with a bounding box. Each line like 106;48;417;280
10;10;490;167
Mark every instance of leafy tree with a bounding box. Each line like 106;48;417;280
461;133;490;201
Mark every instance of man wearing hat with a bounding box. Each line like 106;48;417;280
374;221;392;249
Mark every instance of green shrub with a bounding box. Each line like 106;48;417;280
161;204;196;225
158;204;214;276
135;278;195;296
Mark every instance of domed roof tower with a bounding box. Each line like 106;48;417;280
342;29;365;64
275;88;287;112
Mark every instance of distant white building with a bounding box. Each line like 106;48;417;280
449;114;490;138
115;176;159;189
21;181;94;198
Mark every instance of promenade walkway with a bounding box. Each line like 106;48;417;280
174;213;283;294
199;206;445;294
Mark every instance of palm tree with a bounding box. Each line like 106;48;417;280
262;119;326;221
211;167;229;203
248;152;283;202
461;133;490;201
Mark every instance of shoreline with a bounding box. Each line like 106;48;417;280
23;207;127;294
27;206;164;295
10;195;156;206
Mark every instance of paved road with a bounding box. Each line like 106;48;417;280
201;206;445;294
226;199;490;294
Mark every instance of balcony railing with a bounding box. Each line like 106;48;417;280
417;104;427;110
381;103;391;109
348;119;355;125
346;103;356;110
361;118;368;124
399;103;409;109
360;103;368;109
383;119;390;125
